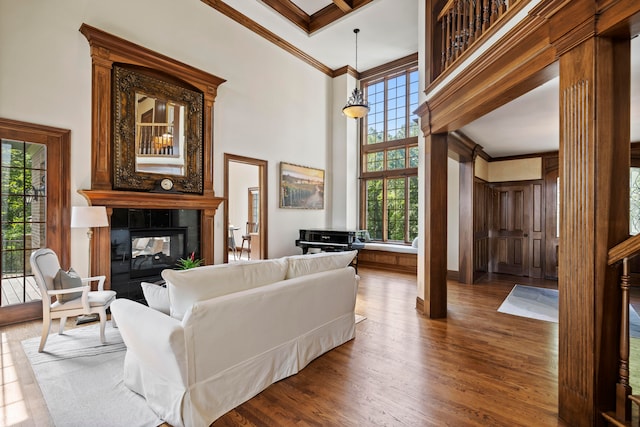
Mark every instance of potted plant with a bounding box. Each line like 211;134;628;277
176;252;203;270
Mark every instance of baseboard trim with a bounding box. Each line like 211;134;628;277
447;270;460;281
416;296;424;312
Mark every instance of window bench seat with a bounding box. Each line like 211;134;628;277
358;243;417;274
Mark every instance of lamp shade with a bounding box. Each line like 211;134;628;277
71;206;109;228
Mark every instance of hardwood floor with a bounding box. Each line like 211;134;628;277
1;267;611;426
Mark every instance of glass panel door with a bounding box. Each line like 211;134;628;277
1;139;47;307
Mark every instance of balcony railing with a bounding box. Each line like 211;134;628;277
437;0;520;74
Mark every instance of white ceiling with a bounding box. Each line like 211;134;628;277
216;1;639;158
461;36;640;157
222;0;419;71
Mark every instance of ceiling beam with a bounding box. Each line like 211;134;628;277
261;0;310;33
310;0;374;33
332;0;353;13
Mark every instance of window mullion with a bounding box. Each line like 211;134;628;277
405;176;410;243
383;78;388;146
382;178;388;242
405;70;411;142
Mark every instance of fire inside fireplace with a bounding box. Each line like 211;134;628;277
129;228;187;279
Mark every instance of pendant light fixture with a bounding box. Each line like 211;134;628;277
342;28;369;119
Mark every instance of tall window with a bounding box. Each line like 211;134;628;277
360;66;419;243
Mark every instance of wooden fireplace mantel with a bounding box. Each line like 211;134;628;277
79;189;225;288
79;189;224;211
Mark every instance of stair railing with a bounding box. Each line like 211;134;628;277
436;0;520;75
606;233;640;423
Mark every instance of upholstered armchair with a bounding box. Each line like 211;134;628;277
30;248;116;352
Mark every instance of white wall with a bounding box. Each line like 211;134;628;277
330;73;359;230
0;0;335;272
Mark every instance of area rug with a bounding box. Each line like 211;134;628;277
498;284;640;337
498;284;559;322
21;324;162;427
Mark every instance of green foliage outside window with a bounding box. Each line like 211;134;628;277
1;140;46;279
409;146;419;168
366;152;384;172
386;149;405;170
408;176;418;240
386;178;405;241
366;180;383;240
2;143;31;245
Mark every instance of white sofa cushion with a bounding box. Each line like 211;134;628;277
141;282;170;315
162;258;288;320
363;242;418;254
285;250;357;279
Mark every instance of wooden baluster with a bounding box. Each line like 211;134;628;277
445;10;452;67
456;0;463;59
482;0;490;32
451;1;456;60
467;0;476;45
490;0;498;25
143;127;148;154
475;0;482;39
441;17;446;71
461;0;467;51
457;0;463;56
616;257;632;421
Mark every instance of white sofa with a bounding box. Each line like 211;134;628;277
110;251;358;427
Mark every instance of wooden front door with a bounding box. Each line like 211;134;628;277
491;185;529;276
490;182;544;278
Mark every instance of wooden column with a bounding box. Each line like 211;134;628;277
88;52;113;190
557;35;630;425
458;158;474;284
422;132;448;318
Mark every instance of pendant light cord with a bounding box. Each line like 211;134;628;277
354;28;360;72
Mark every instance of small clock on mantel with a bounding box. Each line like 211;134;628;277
160;178;174;191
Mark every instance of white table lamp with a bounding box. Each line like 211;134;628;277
71;206;109;275
71;206;109;324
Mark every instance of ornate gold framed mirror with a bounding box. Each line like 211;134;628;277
112;65;204;193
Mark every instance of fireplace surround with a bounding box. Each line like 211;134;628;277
110;208;200;300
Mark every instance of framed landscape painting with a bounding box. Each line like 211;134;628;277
279;162;325;209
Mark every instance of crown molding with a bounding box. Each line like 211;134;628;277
201;0;334;76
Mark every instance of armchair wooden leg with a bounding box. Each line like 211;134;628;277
39;316;52;353
98;311;107;344
59;316;67;335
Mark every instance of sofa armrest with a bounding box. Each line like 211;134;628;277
110;298;187;385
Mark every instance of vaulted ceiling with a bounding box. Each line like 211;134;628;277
203;1;640;158
259;0;375;34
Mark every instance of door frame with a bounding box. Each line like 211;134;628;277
0;118;71;326
223;153;268;262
